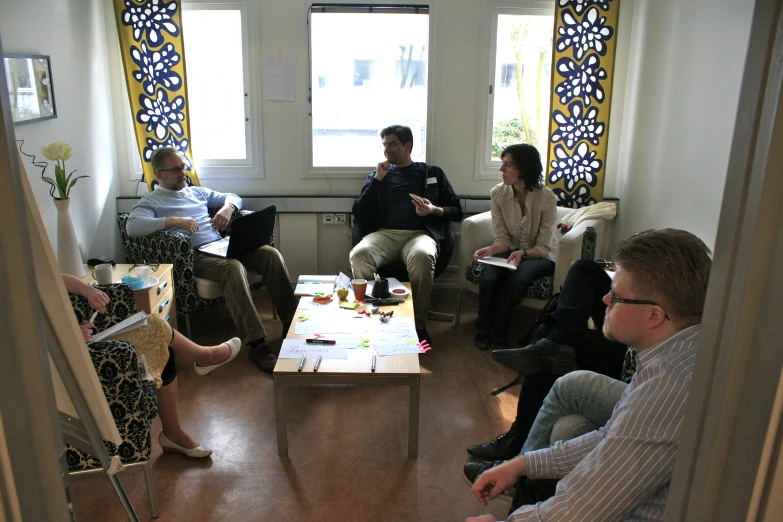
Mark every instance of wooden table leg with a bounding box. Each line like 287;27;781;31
274;375;288;457
408;376;420;459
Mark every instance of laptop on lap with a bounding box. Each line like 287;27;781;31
197;205;276;259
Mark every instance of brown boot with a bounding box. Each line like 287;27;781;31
248;339;278;373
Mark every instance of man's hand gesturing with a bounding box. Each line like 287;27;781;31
165;216;199;235
375;161;390;181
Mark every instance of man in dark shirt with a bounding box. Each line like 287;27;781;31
350;125;462;342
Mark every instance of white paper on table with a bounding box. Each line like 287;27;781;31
279;339;348;359
373;339;423;357
264;54;295;101
313;334;371;349
369;317;418;340
477;256;517;271
294;318;367;335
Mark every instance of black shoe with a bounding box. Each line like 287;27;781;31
463;460;505;485
491;338;578;375
463;460;514;503
416;329;432;345
474;334;490;350
248;339;278;373
467;431;524;460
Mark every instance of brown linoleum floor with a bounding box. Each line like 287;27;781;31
70;289;538;521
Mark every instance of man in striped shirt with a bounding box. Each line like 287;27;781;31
467;229;712;522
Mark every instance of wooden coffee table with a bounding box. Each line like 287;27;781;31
272;282;421;458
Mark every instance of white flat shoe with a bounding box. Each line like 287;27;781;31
158;431;212;458
194;337;241;376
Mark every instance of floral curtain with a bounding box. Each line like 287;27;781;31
546;0;620;207
113;0;201;190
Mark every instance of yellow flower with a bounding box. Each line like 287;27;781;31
40;141;72;161
39;141;88;200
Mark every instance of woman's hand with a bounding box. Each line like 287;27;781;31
507;250;526;268
86;286;110;313
473;246;494;262
80;323;94;342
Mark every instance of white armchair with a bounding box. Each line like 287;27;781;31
455;205;616;325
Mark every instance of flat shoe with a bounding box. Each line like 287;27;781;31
158;432;212;458
194;337;241;376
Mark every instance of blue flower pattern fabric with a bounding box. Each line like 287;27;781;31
117;0;200;191
547;0;618;208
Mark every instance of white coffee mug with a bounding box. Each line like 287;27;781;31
135;265;150;286
92;264;114;285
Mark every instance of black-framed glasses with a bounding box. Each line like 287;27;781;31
608;292;671;321
158;165;187;173
128;262;160;273
381;141;401;149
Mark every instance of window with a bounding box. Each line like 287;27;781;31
500;63;517;88
475;1;554;180
307;4;431;174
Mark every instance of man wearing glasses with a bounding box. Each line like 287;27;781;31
464;229;712;521
350;124;462;344
127;147;297;373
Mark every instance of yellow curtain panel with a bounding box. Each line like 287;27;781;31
113;0;200;190
546;0;620;207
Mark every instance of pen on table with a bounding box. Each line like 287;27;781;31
297;355;306;372
313;355;323;372
306;339;336;345
371;355;376;373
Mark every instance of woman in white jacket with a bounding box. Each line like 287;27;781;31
473;144;557;349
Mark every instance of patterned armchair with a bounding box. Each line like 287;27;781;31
117;209;267;337
456;205;615;325
67;283;160;518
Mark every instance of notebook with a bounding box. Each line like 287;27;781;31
92;311;148;342
197;205;276;259
294;275;336;296
477;256;518;271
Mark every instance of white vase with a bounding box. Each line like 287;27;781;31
54;199;85;277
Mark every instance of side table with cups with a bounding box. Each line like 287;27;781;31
80;264;177;328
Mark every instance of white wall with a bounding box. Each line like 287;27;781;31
611;0;754;250
0;0;121;263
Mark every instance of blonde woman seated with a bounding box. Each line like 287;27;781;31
63;274;241;458
473;144;557;349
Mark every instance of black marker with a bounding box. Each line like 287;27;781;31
297;355;306;372
306;339;336;345
371;355;376;373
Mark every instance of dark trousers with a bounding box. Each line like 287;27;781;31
476;255;555;344
508;259;627;438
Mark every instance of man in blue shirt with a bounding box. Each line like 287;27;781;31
127;147;297;373
350;125;462;342
466;229;712;522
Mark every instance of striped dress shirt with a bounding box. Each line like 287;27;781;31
508;325;701;522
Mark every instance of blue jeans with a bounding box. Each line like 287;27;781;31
521;370;628;453
476;255;555;343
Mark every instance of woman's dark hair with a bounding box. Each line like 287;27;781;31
501;143;543;190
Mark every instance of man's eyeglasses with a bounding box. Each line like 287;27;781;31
382;141;401;149
159;165;187;173
608;292;671;321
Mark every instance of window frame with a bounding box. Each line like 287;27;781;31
304;1;437;179
181;1;262;179
473;0;554;180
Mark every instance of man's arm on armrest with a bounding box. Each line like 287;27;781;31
127;203;166;237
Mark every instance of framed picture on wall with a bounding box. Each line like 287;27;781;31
3;53;57;125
